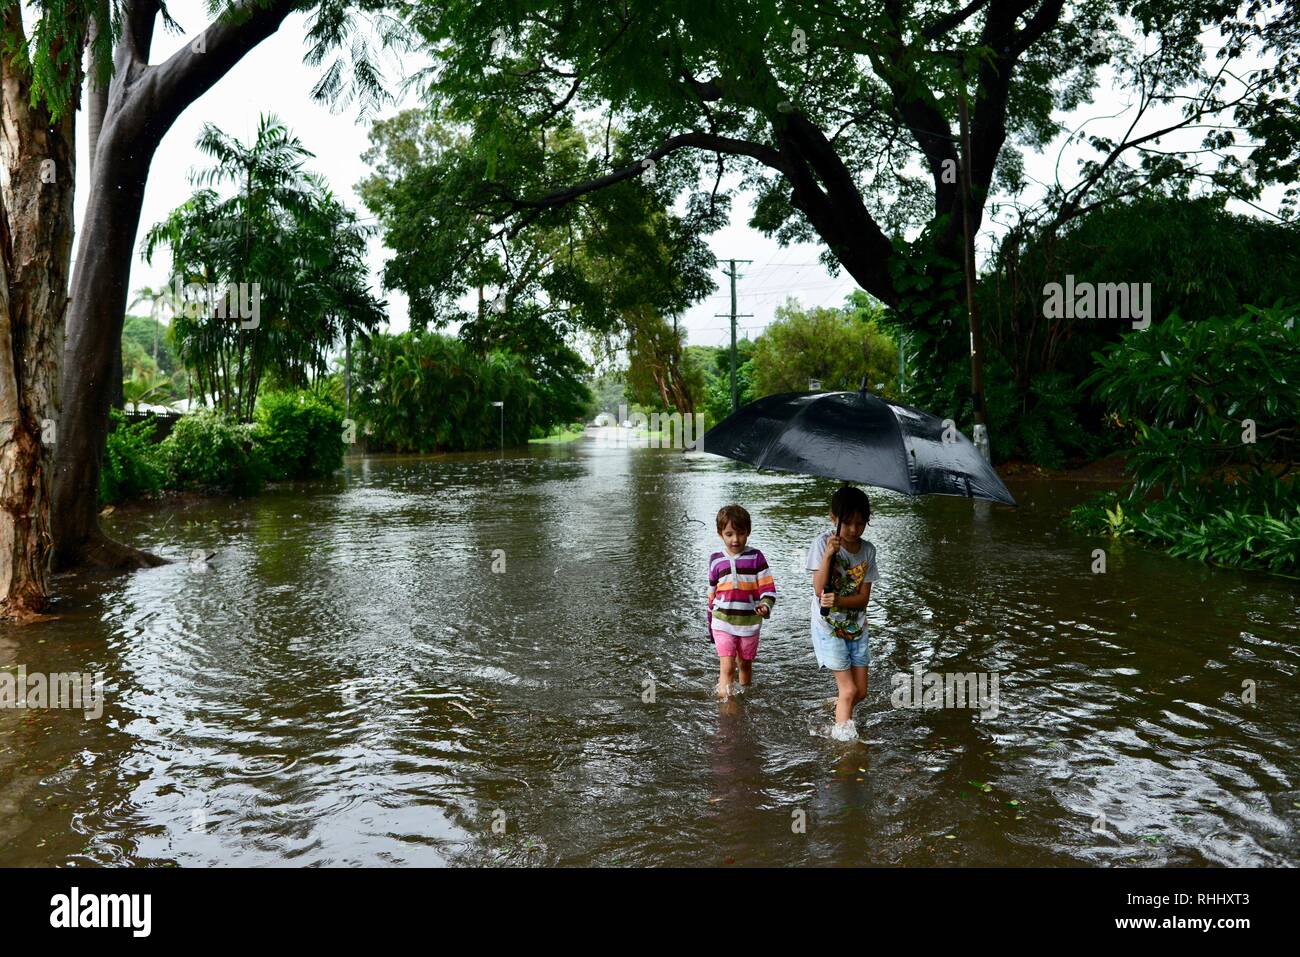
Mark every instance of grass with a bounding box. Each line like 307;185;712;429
528;424;587;445
527;423;672;445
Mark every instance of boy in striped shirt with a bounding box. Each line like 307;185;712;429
707;504;777;698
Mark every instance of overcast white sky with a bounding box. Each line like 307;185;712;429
77;3;1275;355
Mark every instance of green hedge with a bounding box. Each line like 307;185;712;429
97;390;348;505
254;391;344;481
162;411;266;497
353;331;542;452
101;410;166;505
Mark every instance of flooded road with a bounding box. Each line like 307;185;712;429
2;440;1297;866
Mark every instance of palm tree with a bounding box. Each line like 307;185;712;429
144;115;384;421
128;284;180;363
121;369;172;414
301;181;385;417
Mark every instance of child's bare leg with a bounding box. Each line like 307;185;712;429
736;634;758;687
851;666;868;704
718;656;737;697
833;669;857;725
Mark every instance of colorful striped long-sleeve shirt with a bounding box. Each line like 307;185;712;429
707;548;777;638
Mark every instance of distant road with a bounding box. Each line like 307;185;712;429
583;425;632;443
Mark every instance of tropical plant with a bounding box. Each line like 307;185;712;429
126;288;182;373
456;301;592;428
122;368;174;413
1086;305;1299;499
1068;303;1300;574
100;411;165;506
144;115;385;422
254;391;346;481
1070;478;1300;575
161;411;266;497
352;331;569;452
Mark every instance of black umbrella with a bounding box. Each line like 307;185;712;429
701;386;1017;506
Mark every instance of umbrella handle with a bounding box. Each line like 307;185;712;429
832;516;841;584
819;518;843;618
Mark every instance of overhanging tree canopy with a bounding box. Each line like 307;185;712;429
403;0;1291;319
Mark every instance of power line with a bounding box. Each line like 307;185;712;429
736;246;795;301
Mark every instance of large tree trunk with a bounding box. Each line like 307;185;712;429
53;136;161;569
52;0;296;572
0;15;80;617
87;16;128;415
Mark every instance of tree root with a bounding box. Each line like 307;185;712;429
0;605;60;624
76;530;169;571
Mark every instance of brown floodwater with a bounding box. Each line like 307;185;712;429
1;441;1297;866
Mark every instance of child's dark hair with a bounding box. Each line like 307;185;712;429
831;485;871;524
716;503;752;534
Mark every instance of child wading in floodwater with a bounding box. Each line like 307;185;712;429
806;486;880;740
707;505;777;699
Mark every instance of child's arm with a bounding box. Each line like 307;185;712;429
754;551;776;617
830;579;872;611
811;536;839;599
828;545;879;611
706;558;720;633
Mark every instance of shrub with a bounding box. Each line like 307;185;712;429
1084;304;1299;498
254;390;345;481
1068;304;1299;574
983;361;1101;469
100;410;165;505
161;411;265;496
353;332;544;452
1068;479;1300;574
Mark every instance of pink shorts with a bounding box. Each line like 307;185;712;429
712;628;760;661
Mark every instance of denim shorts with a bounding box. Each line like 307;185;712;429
811;619;870;670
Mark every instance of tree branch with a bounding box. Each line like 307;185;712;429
117;0;159;74
136;0;298;143
923;0;993;39
505;131;788;219
1009;0;1065;58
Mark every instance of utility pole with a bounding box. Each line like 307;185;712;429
715;259;753;414
958;67;991;462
